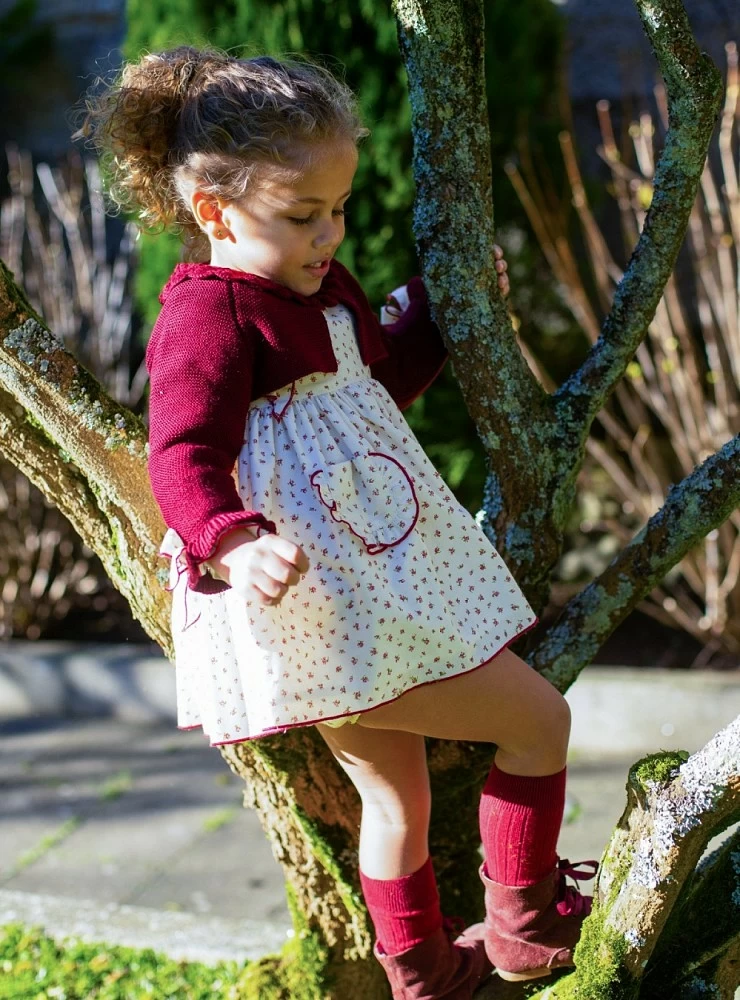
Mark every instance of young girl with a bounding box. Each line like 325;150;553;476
78;46;596;996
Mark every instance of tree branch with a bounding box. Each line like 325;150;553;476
646;826;740;997
504;724;740;1000
530;433;740;692
550;0;724;492
686;935;740;999
0;261;171;652
392;0;559;600
596;721;740;988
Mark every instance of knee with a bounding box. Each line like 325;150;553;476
552;691;571;754
361;784;432;833
514;688;570;770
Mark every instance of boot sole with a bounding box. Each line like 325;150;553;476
496;966;555;982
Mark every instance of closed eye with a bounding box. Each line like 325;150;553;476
288;209;348;226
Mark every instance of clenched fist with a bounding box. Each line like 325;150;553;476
207;527;310;606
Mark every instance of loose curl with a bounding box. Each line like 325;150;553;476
73;46;368;257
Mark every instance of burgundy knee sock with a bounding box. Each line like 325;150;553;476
479;760;567;886
359;856;443;955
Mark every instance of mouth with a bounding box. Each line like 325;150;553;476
304;259;331;276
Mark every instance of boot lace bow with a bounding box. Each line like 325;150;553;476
441;915;467;940
556;858;598;917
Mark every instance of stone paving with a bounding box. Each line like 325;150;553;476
0;715;644;964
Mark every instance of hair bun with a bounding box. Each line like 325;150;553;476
73;46;231;231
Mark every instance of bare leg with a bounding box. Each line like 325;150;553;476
316;722;431;880
355;647;571;776
317;647;585;985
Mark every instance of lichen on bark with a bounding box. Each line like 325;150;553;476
0;0;739;996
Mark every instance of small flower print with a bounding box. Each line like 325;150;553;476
169;302;537;745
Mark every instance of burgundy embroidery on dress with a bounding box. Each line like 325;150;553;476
165;302;540;745
309;450;420;554
266;380;298;422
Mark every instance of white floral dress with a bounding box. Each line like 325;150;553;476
161;303;538;745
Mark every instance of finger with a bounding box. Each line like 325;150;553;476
495;259;508;272
493;244;503;259
272;536;310;573
296;546;310;574
253;587;276;607
235;575;277;606
266;552;303;588
254;569;288;603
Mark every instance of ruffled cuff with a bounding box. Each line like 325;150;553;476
161;510;277;593
380;277;426;328
383;277;429;337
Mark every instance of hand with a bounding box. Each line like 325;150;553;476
207;528;310;606
494;243;509;297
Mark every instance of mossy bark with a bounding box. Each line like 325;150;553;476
0;261;171;653
1;0;739;998
392;0;735;655
647;826;740;998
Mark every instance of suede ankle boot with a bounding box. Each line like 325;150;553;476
374;916;493;999
479;858;597;982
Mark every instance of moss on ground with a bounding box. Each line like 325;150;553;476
0;922;241;999
1;879;340;999
1;911;335;999
236;883;332;999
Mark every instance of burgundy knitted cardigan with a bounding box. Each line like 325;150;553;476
146;259;448;592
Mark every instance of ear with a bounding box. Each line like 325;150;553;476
191;190;228;238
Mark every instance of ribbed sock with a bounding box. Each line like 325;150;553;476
479;760;567;886
359;855;443;955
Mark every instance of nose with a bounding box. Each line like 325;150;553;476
313;215;343;250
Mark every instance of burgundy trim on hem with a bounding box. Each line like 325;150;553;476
177;614;540;747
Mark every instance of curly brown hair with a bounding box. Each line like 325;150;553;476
73;46;368;256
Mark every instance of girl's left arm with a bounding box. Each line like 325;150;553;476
146;280;277;592
368;276;449;411
368;243;510;411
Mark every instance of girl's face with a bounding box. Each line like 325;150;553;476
205;141;358;296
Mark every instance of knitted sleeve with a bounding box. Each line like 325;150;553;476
146;278;277;592
368;276;448;411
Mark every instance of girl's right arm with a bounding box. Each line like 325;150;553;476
147;278;307;596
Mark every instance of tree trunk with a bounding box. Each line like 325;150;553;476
1;0;738;996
